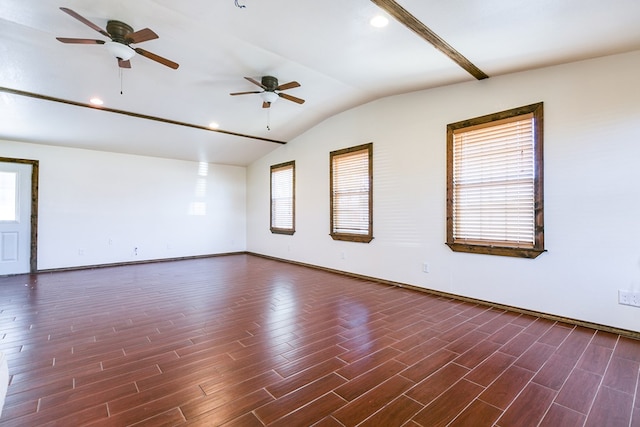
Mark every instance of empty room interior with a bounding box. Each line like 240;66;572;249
1;1;640;426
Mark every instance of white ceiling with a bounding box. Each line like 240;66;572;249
1;0;639;166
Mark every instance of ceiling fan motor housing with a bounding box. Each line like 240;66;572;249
261;76;279;91
106;20;134;44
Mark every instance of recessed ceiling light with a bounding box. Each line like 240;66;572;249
370;15;389;28
89;97;104;106
209;122;220;129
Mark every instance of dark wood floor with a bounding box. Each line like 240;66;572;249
0;254;639;426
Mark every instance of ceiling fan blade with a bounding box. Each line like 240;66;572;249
59;7;111;39
263;102;271;109
118;58;132;69
278;92;305;104
126;28;159;44
134;48;179;69
276;81;300;91
56;37;105;45
245;77;267;89
230;91;262;96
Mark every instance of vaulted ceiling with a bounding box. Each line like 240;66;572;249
2;0;639;165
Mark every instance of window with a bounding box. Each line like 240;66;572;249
270;161;295;234
446;102;544;258
0;171;17;221
330;143;373;243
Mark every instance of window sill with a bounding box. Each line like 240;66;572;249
271;228;295;235
446;242;545;259
330;233;373;243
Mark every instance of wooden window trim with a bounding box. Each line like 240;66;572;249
446;103;544;258
330;143;373;243
270;160;295;235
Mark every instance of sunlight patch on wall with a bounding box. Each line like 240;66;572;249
195;178;207;198
188;202;206;216
188;162;209;216
198;162;209;177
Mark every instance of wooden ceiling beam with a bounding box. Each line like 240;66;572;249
371;0;489;80
0;86;287;145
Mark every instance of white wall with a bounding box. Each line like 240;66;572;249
247;50;640;333
1;141;246;269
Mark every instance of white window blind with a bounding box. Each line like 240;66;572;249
452;113;535;248
331;144;372;240
270;162;294;233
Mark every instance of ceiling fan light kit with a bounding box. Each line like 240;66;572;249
260;91;279;104
105;41;135;61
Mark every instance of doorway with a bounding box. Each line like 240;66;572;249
0;157;38;274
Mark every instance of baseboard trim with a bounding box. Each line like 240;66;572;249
34;252;246;274
247;252;640;341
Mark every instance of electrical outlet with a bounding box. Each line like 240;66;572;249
619;290;630;305
619;290;640;307
422;262;429;273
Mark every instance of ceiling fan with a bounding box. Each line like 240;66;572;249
55;7;179;70
230;76;305;108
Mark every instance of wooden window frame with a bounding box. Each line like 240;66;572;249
446;103;544;258
270;160;295;235
330;143;373;243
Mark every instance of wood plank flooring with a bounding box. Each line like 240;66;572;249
0;254;639;426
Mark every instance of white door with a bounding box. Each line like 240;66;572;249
0;162;32;275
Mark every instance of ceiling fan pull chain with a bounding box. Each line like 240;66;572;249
119;67;124;95
267;108;271;131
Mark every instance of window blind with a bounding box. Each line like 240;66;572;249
331;145;371;238
452;113;535;248
270;162;294;233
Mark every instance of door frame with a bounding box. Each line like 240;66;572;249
0;156;39;273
